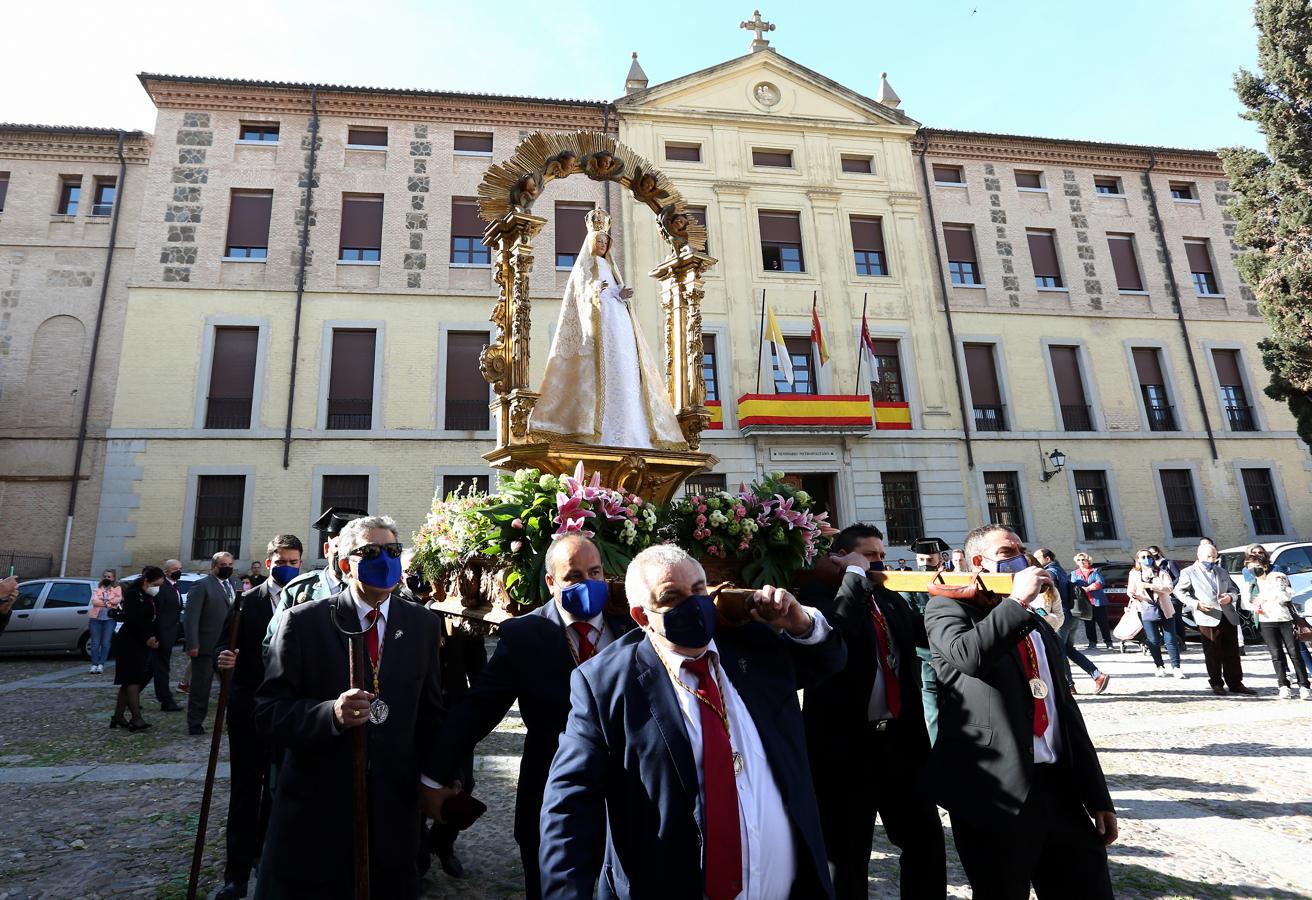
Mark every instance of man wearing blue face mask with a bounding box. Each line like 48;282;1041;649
1173;542;1252;696
540;543;846;900
428;533;634;899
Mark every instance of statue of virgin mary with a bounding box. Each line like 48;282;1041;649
530;209;685;450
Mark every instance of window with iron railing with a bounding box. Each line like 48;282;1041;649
204;396;253;430
192;475;245;560
1140;384;1177;431
1241;468;1284;535
1060;404;1093;432
1159;469;1202;538
326;398;373;430
1075;470;1117;541
881;473;923;546
973;405;1007;432
984;472;1027;542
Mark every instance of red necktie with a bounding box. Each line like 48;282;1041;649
869;600;901;719
682;655;742;900
1018;635;1049;737
570;622;596;662
364;609;381;669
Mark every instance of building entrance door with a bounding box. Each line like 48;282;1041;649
780;472;836;521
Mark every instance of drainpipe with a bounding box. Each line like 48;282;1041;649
914;131;975;469
61;130;129;576
1144;149;1218;461
283;85;319;469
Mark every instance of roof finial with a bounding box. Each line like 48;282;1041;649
740;10;776;52
877;71;901;109
625;52;649;95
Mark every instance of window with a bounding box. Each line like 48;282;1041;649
453;132;493;154
555;202;594;267
1170;181;1196;201
1049;345;1091;431
1241;468;1284;536
346;127;387;149
759;210;804;272
327;329;376;429
14;582;43;611
1185;239;1219;295
702;333;719;402
450;199;489;265
205;327;258;429
0;172;8;212
683;473;727;497
225;190;273;259
1027;230;1063;288
339;194;383;262
192;475;245;559
44;582;93;608
964;343;1005;431
841;155;873;174
944;226;980;285
933;165;964;185
1107;234;1143;292
665;142;701;162
1159;469;1202;538
444;331;490;430
442;474;490;497
869;339;904;402
1074;471;1117;541
91;178;116;217
984;472;1027;542
850;216;887;276
687;206;709;253
1094;176;1122;196
752;149;793;168
239;122;280;142
881;473;923;546
57;176;81;215
774;336;816;394
323;474;370;517
1015;170;1044;190
1133;348;1176;431
1212;348;1256;431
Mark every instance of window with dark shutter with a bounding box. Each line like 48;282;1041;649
347;127;387;148
964;343;1005;430
340;194;383;262
1074;471;1117;540
850;216;887;276
0;173;8;212
226;190;273;259
443;474;491;497
1107;234;1143;291
665;142;701;162
683;473;727;497
205;327;258;429
453;132;493;154
933;165;964;184
1241;468;1283;535
774;336;816;395
687;206;709;253
239;122;280;142
702;333;719;402
1133;348;1175;431
92;178;116;217
323;475;370;517
1170;182;1196;201
57;176;81;215
944;226;980;285
881;473;923;546
1185;239;1219;294
841;155;873;174
1159;469;1202;538
752;149;793;168
760;210;804;272
869;339;904;402
450;199;489;265
1212;348;1255;431
1015;170;1044;190
192;475;245;560
555;202;594;267
1049;346;1091;430
327;329;376;429
984;472;1027;541
445;331;490;430
1094;176;1122;195
1027;230;1063;288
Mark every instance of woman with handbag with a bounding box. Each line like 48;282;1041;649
1241;550;1310;700
1128;550;1184;679
1072;553;1113;651
110;566;165;731
88;570;122;675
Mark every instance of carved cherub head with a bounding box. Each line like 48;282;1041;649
584;151;623;181
511;172;540;211
545;150;578;179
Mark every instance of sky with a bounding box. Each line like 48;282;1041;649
2;0;1264;151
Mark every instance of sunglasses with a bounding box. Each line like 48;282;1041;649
347;542;404;561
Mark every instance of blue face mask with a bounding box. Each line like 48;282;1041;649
560;579;610;618
356;553;402;590
649;594;717;650
1202;560;1217;572
271;564;300;586
994;554;1029;574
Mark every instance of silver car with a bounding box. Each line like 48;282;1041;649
0;578;98;657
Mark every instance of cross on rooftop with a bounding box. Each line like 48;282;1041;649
741;10;776;51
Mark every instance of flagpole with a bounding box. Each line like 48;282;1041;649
755;288;767;394
855;292;868;395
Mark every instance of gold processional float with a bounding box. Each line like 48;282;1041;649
426;131;1011;623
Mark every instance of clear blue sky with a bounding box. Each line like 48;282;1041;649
4;0;1263;151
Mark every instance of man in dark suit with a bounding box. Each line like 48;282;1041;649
540;544;846;900
150;559;184;712
255;514;452;899
213;533;304;900
802;525;946;899
430;534;634;899
184;552;243;735
926;524;1117;900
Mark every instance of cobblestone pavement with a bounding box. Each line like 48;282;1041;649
0;636;1309;899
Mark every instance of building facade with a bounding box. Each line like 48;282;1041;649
0;125;150;576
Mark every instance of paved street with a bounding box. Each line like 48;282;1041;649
0;636;1309;899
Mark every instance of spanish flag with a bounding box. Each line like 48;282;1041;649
766;304;794;386
810;294;829;366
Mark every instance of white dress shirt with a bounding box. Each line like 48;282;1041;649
846;565;896;722
650;606;831;900
1023;625;1064;765
557;601;612;658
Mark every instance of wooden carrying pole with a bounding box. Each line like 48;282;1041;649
186;598;243;900
348;635;371;900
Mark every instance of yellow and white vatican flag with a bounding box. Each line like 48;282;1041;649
766;304;794;386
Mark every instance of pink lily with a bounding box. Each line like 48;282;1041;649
555;517;595;538
564;461;604;501
599;495;628;521
554;492;596;526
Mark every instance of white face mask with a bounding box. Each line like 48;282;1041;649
144;585;160;597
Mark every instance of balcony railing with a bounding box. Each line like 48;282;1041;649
1060;404;1093;432
1225;404;1257;432
326;398;373;430
1146;404;1177;432
973;405;1007;432
444;399;490;431
204;396;253;430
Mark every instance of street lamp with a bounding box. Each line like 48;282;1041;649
1040;447;1067;482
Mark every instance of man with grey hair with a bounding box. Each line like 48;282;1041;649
541;543;845;899
183;551;242;735
430;533;634;898
150;558;185;711
256;514;452;898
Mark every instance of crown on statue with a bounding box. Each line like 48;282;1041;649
585;208;612;235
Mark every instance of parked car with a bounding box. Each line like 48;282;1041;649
119;571;205;643
1093;561;1133;628
0;578;98;657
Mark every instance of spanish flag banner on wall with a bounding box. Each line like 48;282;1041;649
765;305;794;386
706;400;724;430
872;402;912;430
737;394;873;428
810;294;829;366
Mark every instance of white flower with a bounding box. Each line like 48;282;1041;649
709;510;728;526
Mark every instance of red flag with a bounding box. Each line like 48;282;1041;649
860;313;877;358
810;294;829;366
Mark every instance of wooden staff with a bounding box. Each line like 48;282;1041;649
186;595;243;900
347;633;371;900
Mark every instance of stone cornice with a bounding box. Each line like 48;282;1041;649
920;128;1225;176
0;133;152;164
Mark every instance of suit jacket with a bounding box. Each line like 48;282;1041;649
1173;561;1241;628
924;596;1112;828
263;567;341;654
430;600;634;846
539;623;846;900
215;581;277;714
184;574;240;655
254;590;444;895
153;579;182;647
